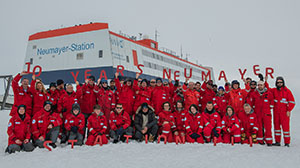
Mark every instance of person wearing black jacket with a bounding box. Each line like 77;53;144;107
134;103;158;142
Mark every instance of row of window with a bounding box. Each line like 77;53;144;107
142;49;203;74
143;61;200;80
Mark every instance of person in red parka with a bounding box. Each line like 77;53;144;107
133;74;151;112
47;82;59;113
185;104;205;143
30;75;48;117
213;86;228;118
6;105;35;154
173;101;187;142
221;106;241;144
200;80;216;112
55;79;67;100
158;102;178;143
114;72;135;117
182;78;200;111
31;101;62;148
268;76;295;147
109;103;133;143
151;78;173;115
65;103;85;146
10;71;33;117
250;80;274;146
202;102;222;143
240;104;259;144
85;105;109;145
246;80;257;107
97;79;116;131
225;80;248;119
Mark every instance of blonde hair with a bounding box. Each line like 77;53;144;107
35;81;47;94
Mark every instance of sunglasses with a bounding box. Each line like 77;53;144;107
150;81;156;83
250;84;257;86
116;107;123;109
277;82;283;84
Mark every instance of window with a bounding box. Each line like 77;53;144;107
33;45;37;49
30;58;33;64
77;53;84;60
151;42;156;48
126;56;129;63
99;50;103;58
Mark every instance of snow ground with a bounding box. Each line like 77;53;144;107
0;109;300;168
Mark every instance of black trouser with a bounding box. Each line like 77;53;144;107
135;125;158;141
35;126;60;148
110;127;134;141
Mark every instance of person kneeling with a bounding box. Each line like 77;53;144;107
158;102;178;143
31;101;62;148
221;106;241;144
185;104;205;143
65;103;85;146
6;105;35;154
85;105;108;145
109;103;133;143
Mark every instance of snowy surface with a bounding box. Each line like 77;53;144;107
0;109;300;168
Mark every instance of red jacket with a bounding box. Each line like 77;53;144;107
246;88;256;107
133;80;151;112
225;88;248;116
151;84;173;114
158;110;176;131
240;111;258;134
271;87;295;113
115;78;135;116
87;113;108;135
184;111;204;135
250;89;274;117
213;94;228;118
109;110;131;131
221;114;240;134
202;109;222;133
182;85;200;110
200;82;216;111
76;84;98;114
47;90;59;113
10;74;33;116
97;87;116;114
174;109;187;132
31;109;62;140
7;114;31;145
30;80;47;116
65;112;85;135
57;91;79;118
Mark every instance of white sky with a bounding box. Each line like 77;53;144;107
0;0;299;107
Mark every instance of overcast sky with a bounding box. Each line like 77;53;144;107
0;0;299;107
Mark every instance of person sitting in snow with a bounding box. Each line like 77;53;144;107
85;104;108;145
109;103;133;143
64;103;85;146
221;106;241;144
6;105;35;154
240;104;258;144
134;103;158;142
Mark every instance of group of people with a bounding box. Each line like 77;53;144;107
6;71;296;154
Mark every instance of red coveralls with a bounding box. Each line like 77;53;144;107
7;114;31;145
250;89;274;145
184;111;204;143
76;84;98;115
158;110;177;142
271;87;295;144
10;74;33;116
240;110;258;144
133;80;151;112
109;110;131;131
221;114;241;143
202;109;222;142
85;113;108;145
151;84;173;115
200;82;216;112
174;109;187;141
115;78;135;116
97;87;116;125
182;85;200;110
65;112;85;135
213;94;228;118
30;80;47;117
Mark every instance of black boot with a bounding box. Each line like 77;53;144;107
267;144;272;147
285;144;290;147
273;142;281;146
113;139;119;144
259;142;265;145
49;143;57;148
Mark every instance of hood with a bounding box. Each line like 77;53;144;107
276;76;285;90
71;103;81;116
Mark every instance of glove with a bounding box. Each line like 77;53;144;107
258;74;264;81
116;127;124;136
251;134;257;143
212;128;219;138
71;126;78;133
241;133;246;141
98;132;103;136
62;108;67;113
190;133;201;140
